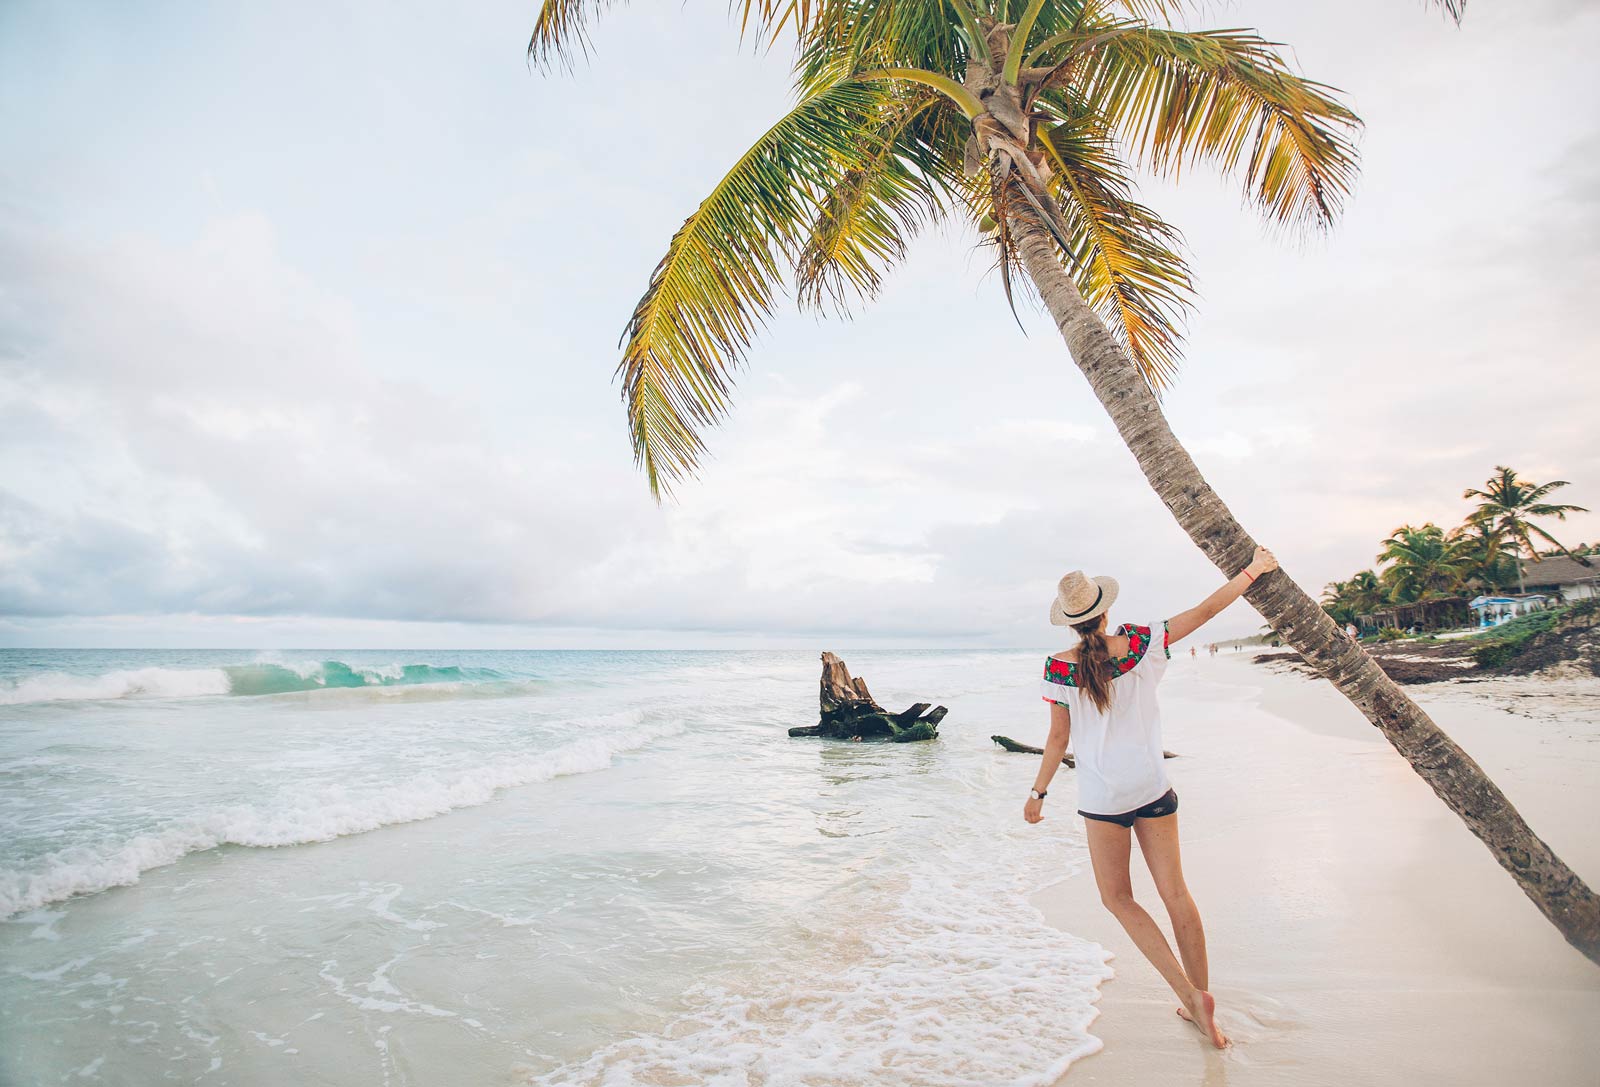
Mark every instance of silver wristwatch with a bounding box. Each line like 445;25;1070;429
1029;788;1047;801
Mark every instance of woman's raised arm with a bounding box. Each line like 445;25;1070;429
1166;546;1279;645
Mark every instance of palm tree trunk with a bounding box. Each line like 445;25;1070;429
1003;186;1600;966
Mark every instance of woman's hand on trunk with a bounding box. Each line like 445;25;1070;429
1246;545;1279;579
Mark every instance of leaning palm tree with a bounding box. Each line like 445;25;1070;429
1464;466;1592;594
527;1;1599;963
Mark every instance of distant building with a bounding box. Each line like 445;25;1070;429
1468;594;1550;628
1517;555;1600;603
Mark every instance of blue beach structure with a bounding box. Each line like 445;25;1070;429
1468;594;1550;628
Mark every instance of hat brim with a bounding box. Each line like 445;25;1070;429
1050;575;1119;626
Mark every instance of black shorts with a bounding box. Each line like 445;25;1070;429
1079;787;1178;828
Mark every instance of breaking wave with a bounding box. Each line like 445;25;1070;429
0;659;516;706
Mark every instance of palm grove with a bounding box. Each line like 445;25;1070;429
527;1;1599;964
1324;466;1593;632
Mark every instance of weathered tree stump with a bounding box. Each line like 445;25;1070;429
991;735;1178;767
788;652;946;742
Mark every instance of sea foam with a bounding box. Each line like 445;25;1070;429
527;813;1114;1087
0;659;513;705
0;666;232;705
0;710;683;918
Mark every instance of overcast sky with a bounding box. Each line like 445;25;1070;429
1;0;1596;649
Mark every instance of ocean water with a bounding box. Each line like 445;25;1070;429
0;648;1118;1086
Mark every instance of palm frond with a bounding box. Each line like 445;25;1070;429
527;0;619;72
795;92;962;317
1116;0;1200;22
943;0;993;67
1524;522;1586;554
1519;478;1580;504
1523;501;1588;518
529;0;814;73
1072;26;1361;231
793;0;971;95
614;78;891;499
1036;115;1193;389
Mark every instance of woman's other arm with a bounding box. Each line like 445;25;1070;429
1166;546;1279;645
1024;701;1071;824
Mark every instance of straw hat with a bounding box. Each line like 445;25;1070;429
1049;570;1119;626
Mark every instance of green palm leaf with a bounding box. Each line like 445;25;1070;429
614;78;891;498
1036;113;1192;388
1068;26;1361;230
529;0;814;72
795;0;970;91
532;1;1362;498
794;91;962;316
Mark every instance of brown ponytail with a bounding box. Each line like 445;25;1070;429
1071;616;1114;713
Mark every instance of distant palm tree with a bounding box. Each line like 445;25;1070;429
528;0;1597;962
1447;517;1520;595
1346;568;1386;614
1464;466;1592;593
1322;566;1402;626
1320;579;1357;624
1376;523;1471;603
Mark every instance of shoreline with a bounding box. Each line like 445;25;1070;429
1032;655;1600;1085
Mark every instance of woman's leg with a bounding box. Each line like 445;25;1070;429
1134;812;1209;990
1084;818;1210;1026
1133;812;1227;1047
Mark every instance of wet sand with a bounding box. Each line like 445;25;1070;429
1034;655;1600;1086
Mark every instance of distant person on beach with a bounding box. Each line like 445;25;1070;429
1345;622;1359;642
1025;545;1280;1050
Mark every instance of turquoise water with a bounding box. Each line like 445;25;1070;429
0;648;1113;1085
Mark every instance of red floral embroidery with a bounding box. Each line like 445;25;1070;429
1042;624;1152;688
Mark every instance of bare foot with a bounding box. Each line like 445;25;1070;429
1179;989;1229;1049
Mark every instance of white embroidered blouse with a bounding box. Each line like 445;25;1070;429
1040;620;1174;815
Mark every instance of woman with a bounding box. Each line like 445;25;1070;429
1022;545;1279;1050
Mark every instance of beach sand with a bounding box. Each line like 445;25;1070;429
1034;655;1600;1086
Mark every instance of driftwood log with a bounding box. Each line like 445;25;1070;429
991;735;1178;767
788;652;947;742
